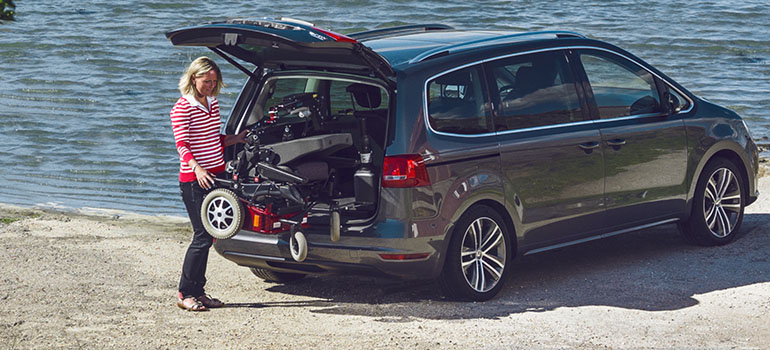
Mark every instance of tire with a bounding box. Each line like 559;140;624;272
680;158;746;246
249;267;306;283
289;229;308;262
200;188;245;240
330;211;341;242
438;205;512;301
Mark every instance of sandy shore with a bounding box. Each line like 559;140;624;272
1;171;769;349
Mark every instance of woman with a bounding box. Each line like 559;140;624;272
170;56;246;311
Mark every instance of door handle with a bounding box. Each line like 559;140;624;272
578;141;600;153
606;139;627;147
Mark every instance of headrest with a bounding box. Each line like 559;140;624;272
346;83;381;109
514;64;556;96
515;66;539;85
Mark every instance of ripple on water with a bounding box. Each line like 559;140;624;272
1;0;769;215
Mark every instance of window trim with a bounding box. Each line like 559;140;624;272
423;46;695;138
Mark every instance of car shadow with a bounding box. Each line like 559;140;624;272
230;213;770;320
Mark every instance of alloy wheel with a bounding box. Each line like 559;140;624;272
703;167;742;238
460;217;507;293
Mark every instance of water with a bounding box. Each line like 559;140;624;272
1;0;768;216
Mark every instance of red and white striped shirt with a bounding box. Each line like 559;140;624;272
170;95;226;182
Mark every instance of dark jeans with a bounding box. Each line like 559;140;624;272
178;181;213;298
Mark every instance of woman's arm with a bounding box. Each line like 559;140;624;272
222;129;249;147
170;102;195;165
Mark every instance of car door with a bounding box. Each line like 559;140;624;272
488;49;606;250
572;48;688;230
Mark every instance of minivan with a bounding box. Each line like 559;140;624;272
166;19;759;301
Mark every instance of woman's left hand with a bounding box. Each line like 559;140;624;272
223;130;249;147
235;129;249;144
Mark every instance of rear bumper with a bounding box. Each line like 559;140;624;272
213;228;443;280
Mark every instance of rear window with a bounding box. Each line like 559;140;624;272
426;65;492;135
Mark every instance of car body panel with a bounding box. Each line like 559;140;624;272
597;116;689;229
497;124;606;250
682;101;760;208
213;229;442;279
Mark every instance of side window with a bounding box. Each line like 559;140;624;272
328;80;388;117
487;50;582;131
578;50;662;119
256;77;331;125
427;65;492;135
328;80;355;116
264;78;312;111
249;77;312;125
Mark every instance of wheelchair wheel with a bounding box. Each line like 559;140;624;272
200;188;245;240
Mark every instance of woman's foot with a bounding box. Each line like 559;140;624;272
176;296;207;311
197;294;224;308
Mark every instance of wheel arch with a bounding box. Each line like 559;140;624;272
685;143;754;219
436;198;517;272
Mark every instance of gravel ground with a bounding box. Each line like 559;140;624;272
1;176;769;350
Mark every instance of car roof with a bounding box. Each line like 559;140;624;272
358;28;585;69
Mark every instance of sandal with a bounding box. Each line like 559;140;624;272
176;296;208;312
197;294;224;308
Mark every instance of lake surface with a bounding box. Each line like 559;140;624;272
1;0;768;216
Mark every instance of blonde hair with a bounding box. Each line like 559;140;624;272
178;56;225;96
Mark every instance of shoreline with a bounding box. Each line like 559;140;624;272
0;202;188;230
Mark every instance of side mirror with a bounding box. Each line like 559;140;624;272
664;91;682;115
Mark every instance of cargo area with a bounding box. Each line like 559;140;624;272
226;74;391;235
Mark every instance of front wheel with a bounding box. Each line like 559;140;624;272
438;205;511;301
680;158;746;246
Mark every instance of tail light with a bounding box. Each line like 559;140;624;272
311;26;358;43
382;154;431;188
246;205;307;234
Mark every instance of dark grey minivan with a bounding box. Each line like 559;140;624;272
166;19;759;301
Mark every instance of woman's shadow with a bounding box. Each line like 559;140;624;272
225;213;770;320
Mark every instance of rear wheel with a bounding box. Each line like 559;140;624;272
200;188;245;240
249;268;306;283
680;158;745;246
438;205;511;301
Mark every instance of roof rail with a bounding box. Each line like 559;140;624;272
410;30;587;63
348;24;454;41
